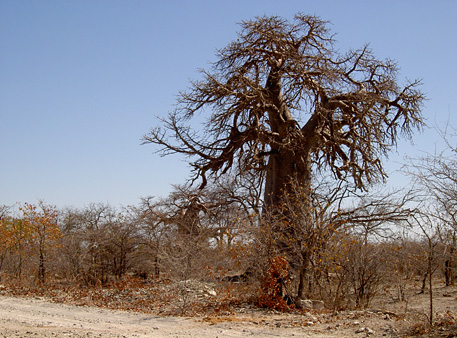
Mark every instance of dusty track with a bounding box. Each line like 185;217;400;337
0;295;315;337
1;284;456;338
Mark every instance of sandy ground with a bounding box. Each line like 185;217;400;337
0;285;456;337
0;295;318;338
0;295;376;338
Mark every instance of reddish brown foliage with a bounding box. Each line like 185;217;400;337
257;256;294;311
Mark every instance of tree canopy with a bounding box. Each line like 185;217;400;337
144;13;424;210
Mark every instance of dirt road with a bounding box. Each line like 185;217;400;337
1;288;456;337
0;295;317;337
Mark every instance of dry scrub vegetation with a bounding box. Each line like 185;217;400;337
1;147;457;337
1;196;457;337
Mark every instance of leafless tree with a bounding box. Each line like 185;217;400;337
144;13;424;220
0;205;10;220
143;15;424;296
138;183;254;280
0;205;12;279
133;197;170;279
58;203;140;285
404;127;457;286
407;210;441;326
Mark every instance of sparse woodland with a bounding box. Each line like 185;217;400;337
1;13;456;337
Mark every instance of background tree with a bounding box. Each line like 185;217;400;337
404;127;457;286
138;183;250;280
134;197;170;279
0;206;13;279
57;207;85;281
75;203;141;284
407;211;441;326
19;201;62;284
8;217;30;278
0;211;31;281
0;205;10;220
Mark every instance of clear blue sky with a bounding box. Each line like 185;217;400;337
1;0;456;209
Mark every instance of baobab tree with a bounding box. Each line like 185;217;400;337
143;13;424;290
144;13;423;210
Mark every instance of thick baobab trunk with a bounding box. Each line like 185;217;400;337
263;64;312;210
263;146;313;300
264;151;298;209
262;63;318;301
262;65;315;299
263;148;312;211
